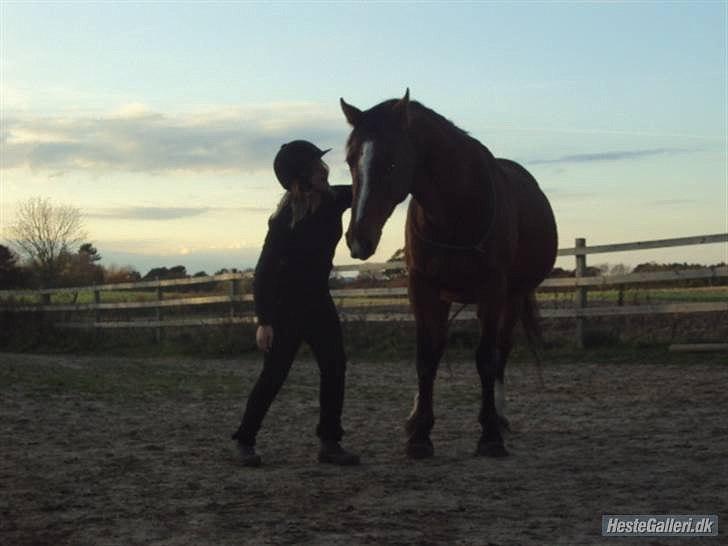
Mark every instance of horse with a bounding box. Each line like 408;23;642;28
340;90;558;458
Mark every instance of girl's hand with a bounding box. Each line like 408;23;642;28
256;325;274;352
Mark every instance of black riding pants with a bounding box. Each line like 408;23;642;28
233;293;347;446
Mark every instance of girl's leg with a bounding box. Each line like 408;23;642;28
233;316;301;446
305;295;347;443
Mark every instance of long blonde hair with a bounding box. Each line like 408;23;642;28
272;160;330;227
272;184;324;228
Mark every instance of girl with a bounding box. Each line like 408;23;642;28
232;140;359;466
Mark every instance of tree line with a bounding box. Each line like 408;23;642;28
0;197;248;290
334;249;727;289
2;197;724;291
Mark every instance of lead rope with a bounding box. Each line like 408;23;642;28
444;302;469;378
413;175;496;377
411;173;497;253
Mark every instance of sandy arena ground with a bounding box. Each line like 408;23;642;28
1;351;726;545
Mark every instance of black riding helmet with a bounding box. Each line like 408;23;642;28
273;140;331;190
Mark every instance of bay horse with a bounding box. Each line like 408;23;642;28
340;90;558;458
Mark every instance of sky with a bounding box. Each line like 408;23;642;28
1;1;727;276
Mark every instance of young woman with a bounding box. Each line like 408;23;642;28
232;140;359;466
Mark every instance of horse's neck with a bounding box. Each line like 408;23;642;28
409;118;491;230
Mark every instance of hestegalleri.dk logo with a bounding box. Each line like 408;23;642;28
602;515;718;537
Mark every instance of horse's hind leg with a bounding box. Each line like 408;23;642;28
405;274;451;459
493;293;526;433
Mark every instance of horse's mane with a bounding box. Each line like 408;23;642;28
349;98;489;162
408;101;470;140
359;99;467;138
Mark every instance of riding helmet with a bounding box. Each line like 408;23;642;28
273;140;331;190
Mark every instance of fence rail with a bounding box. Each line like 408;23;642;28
1;232;726;347
556;233;728;256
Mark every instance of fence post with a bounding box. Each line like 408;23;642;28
39;290;51;338
156;277;163;344
94;284;100;339
575;237;587;349
228;276;241;347
230;277;240;319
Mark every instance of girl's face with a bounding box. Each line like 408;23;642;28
309;160;330;191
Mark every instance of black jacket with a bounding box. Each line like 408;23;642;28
253;185;353;325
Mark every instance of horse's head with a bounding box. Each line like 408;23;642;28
340;89;415;260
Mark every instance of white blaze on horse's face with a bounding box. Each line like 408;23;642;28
348;140;378;260
356;141;374;224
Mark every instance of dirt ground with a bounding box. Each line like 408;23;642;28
1;351;726;545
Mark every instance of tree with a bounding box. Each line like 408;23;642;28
214;267;241;275
7;197;87;286
549;267;573;278
168;265;187;278
79;243;102;262
389;248;405;262
0;244;27;289
143;265;188;281
609;263;631;276
383;247;407;282
103;265;141;284
58;243;104;287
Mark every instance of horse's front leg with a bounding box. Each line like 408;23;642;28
476;274;510;458
405;273;451;459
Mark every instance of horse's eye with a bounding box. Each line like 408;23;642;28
389;163;396;172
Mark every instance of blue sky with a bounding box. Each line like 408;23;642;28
1;1;726;275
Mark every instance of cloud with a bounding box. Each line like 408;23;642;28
646;199;699;206
526;147;694;165
2;103;348;175
86;206;212;220
100;246;262;275
86;205;270;221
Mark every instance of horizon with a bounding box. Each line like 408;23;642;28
1;2;727;275
79;233;728;281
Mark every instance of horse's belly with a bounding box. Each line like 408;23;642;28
437;263;492;303
411;253;496;303
439;287;480;304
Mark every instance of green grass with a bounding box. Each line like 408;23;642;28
2;289;228;305
551;286;728;304
337;286;728;308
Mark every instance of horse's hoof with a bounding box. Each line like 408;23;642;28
406;440;434;459
475;441;509;458
498;415;511;433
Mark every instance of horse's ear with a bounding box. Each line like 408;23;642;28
340;98;362;126
393;88;410;128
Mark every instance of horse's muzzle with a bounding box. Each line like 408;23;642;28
346;217;385;260
346;228;376;260
348;237;374;260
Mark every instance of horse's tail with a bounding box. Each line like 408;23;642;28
521;291;545;387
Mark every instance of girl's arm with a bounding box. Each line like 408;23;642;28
332;185;353;212
252;209;291;326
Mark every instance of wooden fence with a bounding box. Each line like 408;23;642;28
1;233;726;348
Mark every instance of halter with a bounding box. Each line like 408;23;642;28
411;173;497;254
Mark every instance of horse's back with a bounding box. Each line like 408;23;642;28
496;158;543;197
496;158;558;287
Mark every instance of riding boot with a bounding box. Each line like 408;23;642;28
318;441;360;466
235;441;262;467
